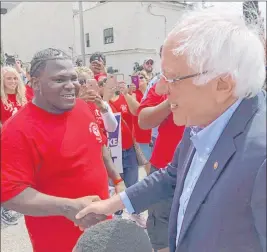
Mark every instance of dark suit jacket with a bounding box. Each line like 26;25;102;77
126;91;266;252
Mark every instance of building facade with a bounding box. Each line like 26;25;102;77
72;2;189;79
2;1;190;78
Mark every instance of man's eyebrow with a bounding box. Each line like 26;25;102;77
50;73;77;78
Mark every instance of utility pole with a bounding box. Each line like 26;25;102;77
79;1;86;66
1;8;8;65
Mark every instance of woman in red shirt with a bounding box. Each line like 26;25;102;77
1;66;27;226
104;76;147;228
0;66;27;126
75;67;125;194
131;71;152;173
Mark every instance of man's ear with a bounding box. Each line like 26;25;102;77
30;77;40;91
213;75;235;103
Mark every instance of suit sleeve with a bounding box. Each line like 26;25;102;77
123;129;192;214
251;159;266;252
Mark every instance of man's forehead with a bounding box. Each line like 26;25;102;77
44;59;76;75
161;40;190;77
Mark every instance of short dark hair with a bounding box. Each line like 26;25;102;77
89;52;106;65
30;48;71;77
75;219;152;252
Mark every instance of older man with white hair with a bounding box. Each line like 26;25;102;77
76;7;266;252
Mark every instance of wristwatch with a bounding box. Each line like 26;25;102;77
100;101;109;114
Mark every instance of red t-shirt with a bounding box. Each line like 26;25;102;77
132;90;152;144
0;94;24;124
87;102;108;146
1;99;109;252
26;84;34;101
137;85;185;169
109;95;133;150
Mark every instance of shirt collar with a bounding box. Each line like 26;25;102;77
190;99;243;156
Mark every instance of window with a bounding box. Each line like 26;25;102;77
103;28;114;44
85;33;90;47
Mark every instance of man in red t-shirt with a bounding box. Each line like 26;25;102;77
137;84;185;252
1;48;109;252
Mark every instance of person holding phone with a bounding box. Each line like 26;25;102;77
89;52;107;80
76;67;126;194
104;75;147;228
129;71;153;174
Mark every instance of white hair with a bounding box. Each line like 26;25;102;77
168;5;266;98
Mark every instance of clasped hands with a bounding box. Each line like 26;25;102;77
65;195;112;231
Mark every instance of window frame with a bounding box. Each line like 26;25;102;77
103;28;114;44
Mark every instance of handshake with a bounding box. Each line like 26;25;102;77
64;194;124;231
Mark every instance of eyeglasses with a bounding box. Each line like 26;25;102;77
79;79;87;85
160;71;208;84
79;79;95;86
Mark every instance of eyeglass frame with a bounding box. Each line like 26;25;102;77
160;71;208;84
78;78;95;86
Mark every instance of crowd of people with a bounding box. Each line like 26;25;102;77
1;5;266;252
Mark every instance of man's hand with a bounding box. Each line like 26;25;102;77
90;59;106;74
102;75;117;101
76;195;125;221
115;181;126;194
63;195;106;230
119;82;129;96
15;60;22;73
128;83;136;94
79;89;107;112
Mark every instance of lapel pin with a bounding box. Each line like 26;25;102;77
213;161;218;170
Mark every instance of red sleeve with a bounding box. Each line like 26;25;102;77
137;85;165;116
1;125;39;202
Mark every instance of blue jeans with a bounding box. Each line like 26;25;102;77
120;146;139;188
138;143;152;161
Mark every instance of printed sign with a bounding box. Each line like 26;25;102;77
107;113;123;173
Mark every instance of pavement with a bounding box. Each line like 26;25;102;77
1;167;148;252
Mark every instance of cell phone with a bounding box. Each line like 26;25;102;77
131;76;139;89
115;74;124;83
86;79;99;92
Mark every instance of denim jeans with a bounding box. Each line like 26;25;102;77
120;146;139;188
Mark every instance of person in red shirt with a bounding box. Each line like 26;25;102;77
137;84;185;252
25;64;34;101
0;66;27;125
103;77;146;227
76;67;126;193
128;70;153;174
0;66;28;226
89;52;107;80
1;48;109;252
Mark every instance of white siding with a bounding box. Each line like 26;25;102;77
73;2;186;76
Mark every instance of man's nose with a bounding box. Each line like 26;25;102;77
155;78;168;95
64;80;75;89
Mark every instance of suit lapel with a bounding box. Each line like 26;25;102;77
177;92;264;246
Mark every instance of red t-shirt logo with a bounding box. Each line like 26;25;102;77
89;122;102;143
120;104;127;113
